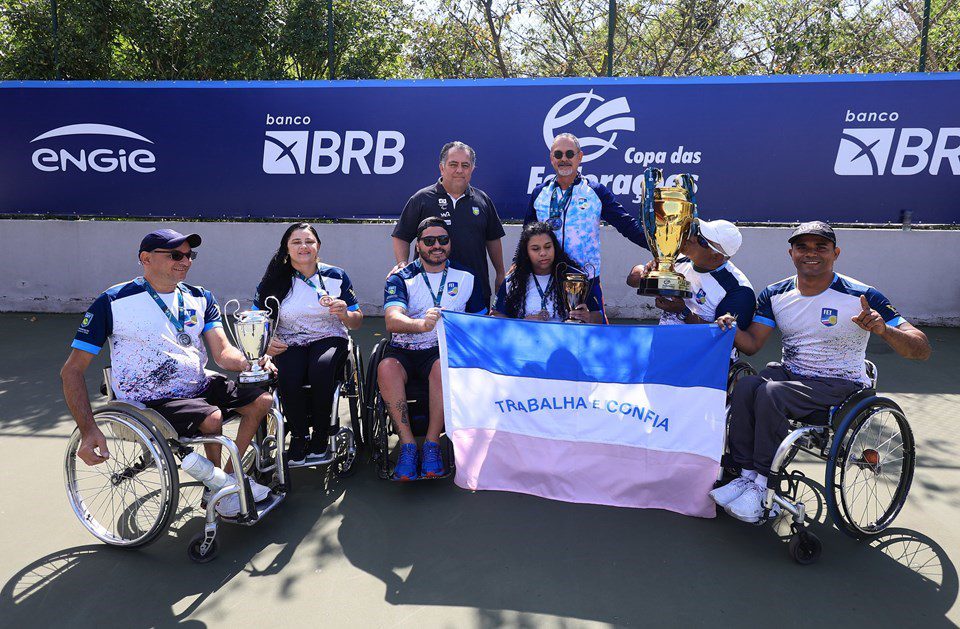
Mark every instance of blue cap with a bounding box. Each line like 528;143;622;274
139;229;202;253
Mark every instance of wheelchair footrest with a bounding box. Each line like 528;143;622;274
219;491;285;526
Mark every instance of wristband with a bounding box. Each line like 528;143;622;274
678;306;693;322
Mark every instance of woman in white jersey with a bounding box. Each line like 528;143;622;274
492;221;601;323
255;223;363;464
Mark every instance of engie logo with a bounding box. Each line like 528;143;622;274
834;110;960;176
542;90;634;162
263;116;405;175
31;123;157;173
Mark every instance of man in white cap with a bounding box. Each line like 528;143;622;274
627;219;755;328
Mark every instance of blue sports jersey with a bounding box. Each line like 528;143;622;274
754;273;906;385
660;257;755;327
255;263;360;347
71;278;223;402
384;259;487;349
525;175;648;277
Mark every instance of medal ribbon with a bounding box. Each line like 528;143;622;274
532;274;552;313
548;183;574;224
139;277;186;334
295;266;330;301
418;261;449;308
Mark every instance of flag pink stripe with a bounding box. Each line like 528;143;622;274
451;428;719;518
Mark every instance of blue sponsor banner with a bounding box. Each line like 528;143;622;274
1;74;958;223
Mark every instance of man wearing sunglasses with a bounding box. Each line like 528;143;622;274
380;218;488;480
626;219;755;330
392;141;506;306
60;229;276;517
525;133;649;321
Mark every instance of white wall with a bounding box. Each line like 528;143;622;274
1;220;957;325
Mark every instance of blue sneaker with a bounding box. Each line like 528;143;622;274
393;443;419;481
421;441;446;478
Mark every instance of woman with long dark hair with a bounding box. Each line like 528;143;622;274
492;221;602;323
254;223;363;464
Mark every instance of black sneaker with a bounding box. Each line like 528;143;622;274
307;433;331;460
287;436;309;464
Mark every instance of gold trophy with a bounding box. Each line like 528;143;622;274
636;167;697;298
556;263;592;323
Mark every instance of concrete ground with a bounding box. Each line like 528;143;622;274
1;313;958;628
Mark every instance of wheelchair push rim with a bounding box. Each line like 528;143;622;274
828;399;915;538
64;413;179;548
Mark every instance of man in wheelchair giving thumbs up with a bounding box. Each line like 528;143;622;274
713;221;931;523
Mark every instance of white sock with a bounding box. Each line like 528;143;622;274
755;474;768;489
740;469;758;481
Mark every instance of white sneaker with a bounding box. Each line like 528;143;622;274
709;477;754;508
230;473;271;502
725;483;780;523
215;493;241;518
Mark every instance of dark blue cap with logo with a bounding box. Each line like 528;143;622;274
139;229;202;253
789;221;836;246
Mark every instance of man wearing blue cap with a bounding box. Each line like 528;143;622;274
60;229;276;517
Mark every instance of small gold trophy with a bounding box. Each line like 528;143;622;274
556;263;592;323
636;167;697;299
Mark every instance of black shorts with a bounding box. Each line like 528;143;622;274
143;374;266;437
382;344;440;383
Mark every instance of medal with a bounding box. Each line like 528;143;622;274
177;332;192;347
295;266;335;307
547;183;574;232
538;309;549;320
548;217;562;230
319;295;334;307
419;260;449;308
139;278;192;348
532;273;553;320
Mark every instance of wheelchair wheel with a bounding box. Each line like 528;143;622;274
64;411;179;548
346;340;365;452
789;530;822;565
727;360;757;398
826;397;915;539
370;392;391;479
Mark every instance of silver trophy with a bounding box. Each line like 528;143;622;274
223;296;280;388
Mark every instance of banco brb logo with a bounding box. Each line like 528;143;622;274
542;90;634;162
834;110;960;176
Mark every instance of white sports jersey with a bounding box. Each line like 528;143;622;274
755;273;906;385
261;264;360;347
384;260;487;349
659;257;755;327
72;278;222;402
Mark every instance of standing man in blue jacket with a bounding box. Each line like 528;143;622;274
525;133;649;320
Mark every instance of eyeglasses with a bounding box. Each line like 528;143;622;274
419;235;450;247
156;250;198;261
696;235;726;256
553;149;578;160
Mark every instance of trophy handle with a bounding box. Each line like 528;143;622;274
677;173;698;213
641;168;663;244
221;299;241;349
263;295;281;348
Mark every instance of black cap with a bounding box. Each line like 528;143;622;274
789;221;836;246
139;229;202;253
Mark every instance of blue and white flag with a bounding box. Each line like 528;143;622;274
438;312;735;517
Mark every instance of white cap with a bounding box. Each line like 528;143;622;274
697;219;742;257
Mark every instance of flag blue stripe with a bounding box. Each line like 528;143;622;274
442;311;734;390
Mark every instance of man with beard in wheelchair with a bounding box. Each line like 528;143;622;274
60;229;276;517
379;217;488;480
713;221;930;523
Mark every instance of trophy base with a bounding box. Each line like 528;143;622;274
636;276;692;299
238;371;276;389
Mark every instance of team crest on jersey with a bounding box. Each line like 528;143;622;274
447;282;459;297
472;207;480;216
820;308;838;327
81;312;93;327
695;289;707;305
185;309;198;326
438;198;448;207
577;197;589;210
387;286;397;295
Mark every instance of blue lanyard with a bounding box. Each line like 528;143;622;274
532;274;552;312
418;261;448;308
139;278;185;332
548;184;574;221
294;266;329;300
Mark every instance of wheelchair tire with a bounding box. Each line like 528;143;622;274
187;533;219;563
825;396;915;540
727;361;757;399
789;530;822;565
370;392;391;480
347;340;366;452
64;411;179;548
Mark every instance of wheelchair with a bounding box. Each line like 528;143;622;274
63;368;290;563
725;360;916;565
269;336;364;477
361;338;455;481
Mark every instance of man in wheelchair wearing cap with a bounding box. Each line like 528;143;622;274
60;229;276;517
713;221;931;523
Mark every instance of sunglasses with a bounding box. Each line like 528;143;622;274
553;149;578;160
156;250;198;261
696;235;726;256
419;235;450;247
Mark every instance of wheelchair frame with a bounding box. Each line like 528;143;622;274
362;338;455;481
727;360;916;565
63;367;291;563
